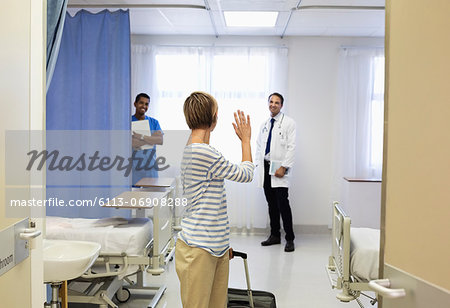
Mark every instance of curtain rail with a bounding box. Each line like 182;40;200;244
204;0;218;38
67;3;384;11
133;43;289;49
340;45;384;50
67;4;206;9
281;0;303;39
295;5;385;11
281;3;385;39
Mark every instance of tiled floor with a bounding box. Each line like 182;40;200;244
114;233;377;308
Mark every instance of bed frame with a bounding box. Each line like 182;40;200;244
65;189;176;308
326;201;377;306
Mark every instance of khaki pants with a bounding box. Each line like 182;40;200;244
175;240;229;308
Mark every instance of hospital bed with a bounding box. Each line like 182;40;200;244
134;176;184;231
326;201;380;307
45;190;176;308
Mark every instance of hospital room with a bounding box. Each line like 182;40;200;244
1;1;449;308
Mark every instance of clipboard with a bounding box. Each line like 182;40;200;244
132;120;153;150
132;120;150;135
269;160;289;176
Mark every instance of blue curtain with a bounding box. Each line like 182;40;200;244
46;0;68;91
46;10;131;218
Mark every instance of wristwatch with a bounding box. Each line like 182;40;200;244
140;134;144;141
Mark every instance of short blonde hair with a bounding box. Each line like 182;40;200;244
183;92;218;129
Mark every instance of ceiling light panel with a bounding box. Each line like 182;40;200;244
213;0;299;11
224;11;278;27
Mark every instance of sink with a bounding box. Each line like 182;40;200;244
43;239;101;283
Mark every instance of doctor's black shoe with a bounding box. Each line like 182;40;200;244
284;240;295;252
261;235;281;246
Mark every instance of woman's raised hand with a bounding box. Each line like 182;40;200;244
232;110;251;142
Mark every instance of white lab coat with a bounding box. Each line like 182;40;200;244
255;112;296;188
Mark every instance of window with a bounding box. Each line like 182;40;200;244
155;54;204;99
369;56;385;176
151;46;288;160
336;48;385;180
132;44;288;229
152;53;206;130
211;55;268;99
210;54;269;160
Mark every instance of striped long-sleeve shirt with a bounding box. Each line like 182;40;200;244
179;143;254;257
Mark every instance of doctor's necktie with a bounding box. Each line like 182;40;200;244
265;118;275;155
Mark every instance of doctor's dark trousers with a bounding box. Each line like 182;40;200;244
263;160;295;241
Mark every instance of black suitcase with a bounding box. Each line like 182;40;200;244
227;251;277;308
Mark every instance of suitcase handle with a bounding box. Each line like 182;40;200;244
230;250;254;308
232;251;247;259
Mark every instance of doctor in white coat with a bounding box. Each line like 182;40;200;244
255;92;296;252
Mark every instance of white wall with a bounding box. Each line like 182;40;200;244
341;180;381;228
286;36;384;226
0;0;45;306
131;34;384;227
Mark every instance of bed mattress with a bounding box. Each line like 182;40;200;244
46;216;153;256
350;227;380;282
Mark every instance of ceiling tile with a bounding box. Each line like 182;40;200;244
67;0;386;37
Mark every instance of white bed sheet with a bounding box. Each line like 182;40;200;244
46;216;153;256
350;227;380;282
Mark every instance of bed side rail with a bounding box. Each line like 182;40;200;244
326;201;356;302
147;190;175;275
331;201;351;282
327;201;381;306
